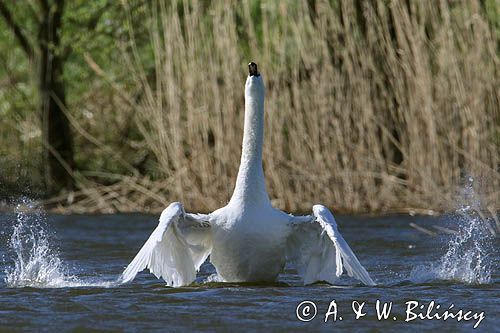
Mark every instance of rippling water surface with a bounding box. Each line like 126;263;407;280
0;204;498;332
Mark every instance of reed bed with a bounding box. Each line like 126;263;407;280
5;0;500;215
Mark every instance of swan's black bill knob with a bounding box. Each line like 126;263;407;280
248;62;260;77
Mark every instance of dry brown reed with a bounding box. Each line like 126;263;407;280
48;0;499;215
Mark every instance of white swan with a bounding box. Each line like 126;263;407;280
122;62;375;287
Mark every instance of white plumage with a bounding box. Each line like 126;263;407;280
121;63;375;287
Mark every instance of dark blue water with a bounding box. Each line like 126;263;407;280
0;208;498;332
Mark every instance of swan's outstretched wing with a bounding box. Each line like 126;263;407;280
121;202;212;287
286;204;375;286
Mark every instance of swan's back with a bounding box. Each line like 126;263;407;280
210;205;290;282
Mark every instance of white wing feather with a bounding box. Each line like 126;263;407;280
121;202;212;287
286;205;375;286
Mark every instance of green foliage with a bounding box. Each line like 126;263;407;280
483;0;500;37
0;0;153;189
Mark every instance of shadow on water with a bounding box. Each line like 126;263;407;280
194;281;291;288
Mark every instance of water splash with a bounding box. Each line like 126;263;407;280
410;177;496;284
205;273;224;283
4;197;119;288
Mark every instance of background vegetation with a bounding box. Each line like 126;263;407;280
0;0;498;215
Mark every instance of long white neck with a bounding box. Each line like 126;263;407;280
229;75;271;208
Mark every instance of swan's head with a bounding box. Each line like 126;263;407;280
245;62;265;100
